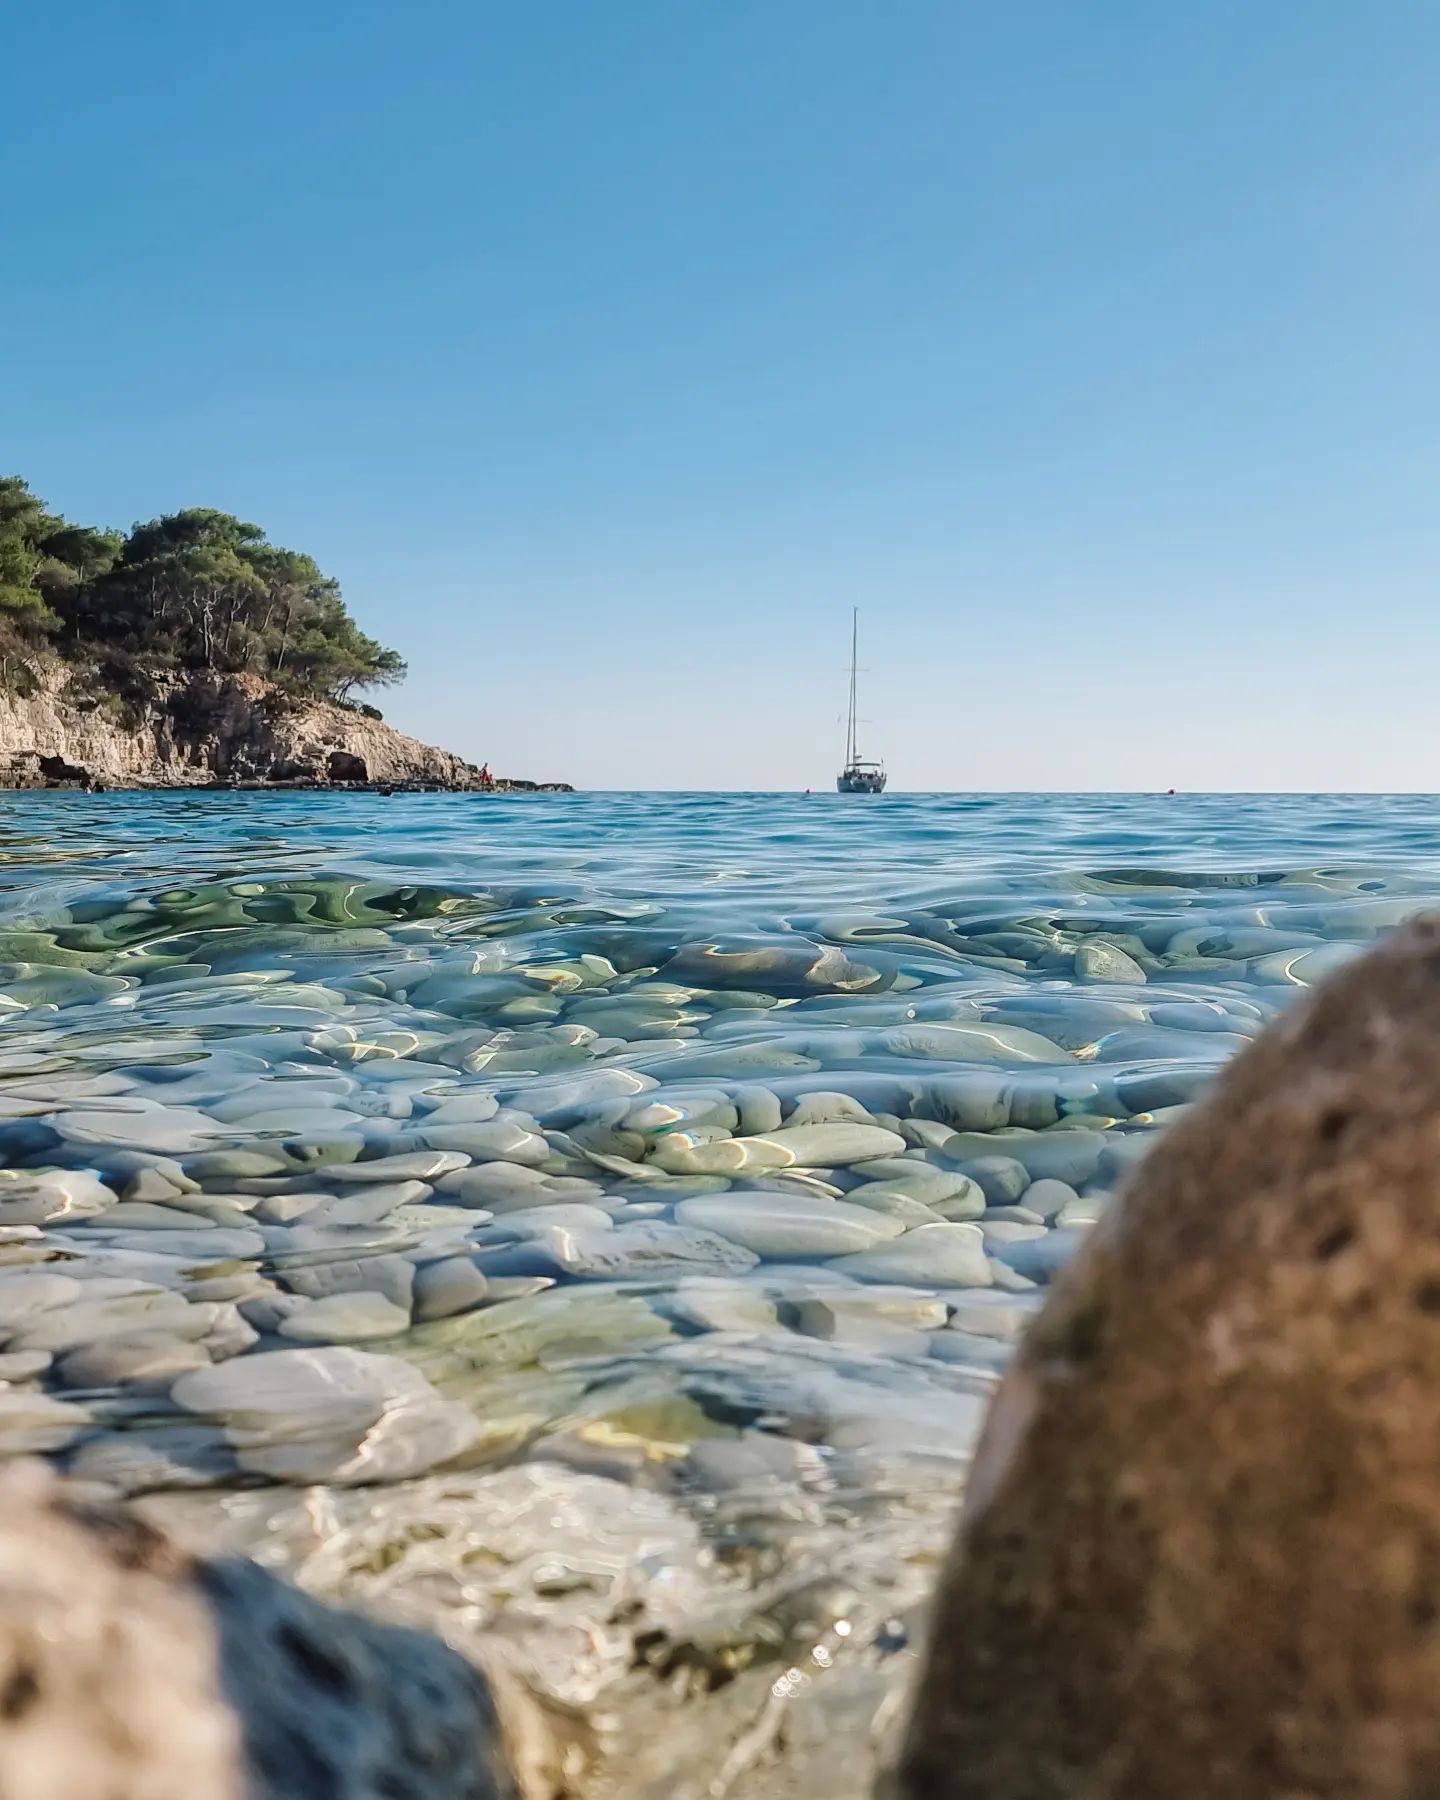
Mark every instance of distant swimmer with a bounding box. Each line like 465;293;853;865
1168;788;1176;796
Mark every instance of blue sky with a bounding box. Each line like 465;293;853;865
5;1;1438;789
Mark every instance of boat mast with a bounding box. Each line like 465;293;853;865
847;608;859;767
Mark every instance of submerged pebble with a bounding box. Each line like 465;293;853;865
172;1346;480;1483
674;1192;905;1259
829;1223;994;1288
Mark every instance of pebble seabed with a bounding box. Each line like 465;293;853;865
0;789;1423;1796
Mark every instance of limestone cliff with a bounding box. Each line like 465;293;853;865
0;671;563;791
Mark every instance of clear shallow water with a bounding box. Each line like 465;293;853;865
1;790;1439;1625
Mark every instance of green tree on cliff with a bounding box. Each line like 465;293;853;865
0;477;121;688
0;478;406;701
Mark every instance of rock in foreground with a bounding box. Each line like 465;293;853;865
0;1459;543;1799
889;917;1440;1799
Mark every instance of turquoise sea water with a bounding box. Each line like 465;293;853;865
0;789;1436;1540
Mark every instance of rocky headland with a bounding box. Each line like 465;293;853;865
0;476;568;791
0;669;568;792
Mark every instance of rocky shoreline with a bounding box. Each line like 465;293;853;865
14;921;1440;1797
0;670;570;793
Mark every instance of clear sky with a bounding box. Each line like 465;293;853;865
4;1;1438;790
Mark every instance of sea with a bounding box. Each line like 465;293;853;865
0;789;1435;1756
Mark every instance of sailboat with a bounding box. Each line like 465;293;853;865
837;609;887;793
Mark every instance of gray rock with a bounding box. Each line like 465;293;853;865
684;1432;820;1492
883;1022;1070;1065
277;1291;412;1343
273;1136;364;1171
326;1150;468;1184
429;1117;550;1166
983;1204;1047;1226
417;1091;501;1125
846;1164;985;1211
674;1193;906;1260
1090;1025;1250;1064
783;1091;880;1128
515;1069;657;1125
986;1256;1041;1293
186;1148;292;1182
1058;1192;1110;1226
253;1192;329;1223
312;1180;430;1226
121;1166;194;1204
279;1253;416;1312
86;1227;268;1261
1018;1178;1078;1220
840;1190;946;1227
412;1257;490;1322
986;1225;1089;1285
944;1290;1044;1340
1074;939;1148;983
202;1305;260;1361
651;1121;905;1175
960;1156;1031;1205
183;1270;268;1305
661;1277;783;1335
97;1201;230;1230
476;1221;760;1281
482;1203;615;1240
0;1460;543;1799
436;1163;575;1210
11;1290;211;1354
733;1085;783;1136
928;1329;1012;1372
927;1182;990;1222
208;1082;356;1124
978;1219;1048;1244
238;1290;312;1335
53;1106;226;1153
56;1334;211;1392
796;1285;948;1341
65;1422;240;1494
0;1272;83;1333
829;1223;993;1288
901;1117;972;1152
921;1075;1010;1133
172;1346;482;1484
0;1170;114;1225
1003;1129;1108;1186
0;1391;91;1452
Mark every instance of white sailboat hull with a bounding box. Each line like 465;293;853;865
837;766;887;794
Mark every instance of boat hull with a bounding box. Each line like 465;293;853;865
837;768;887;794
